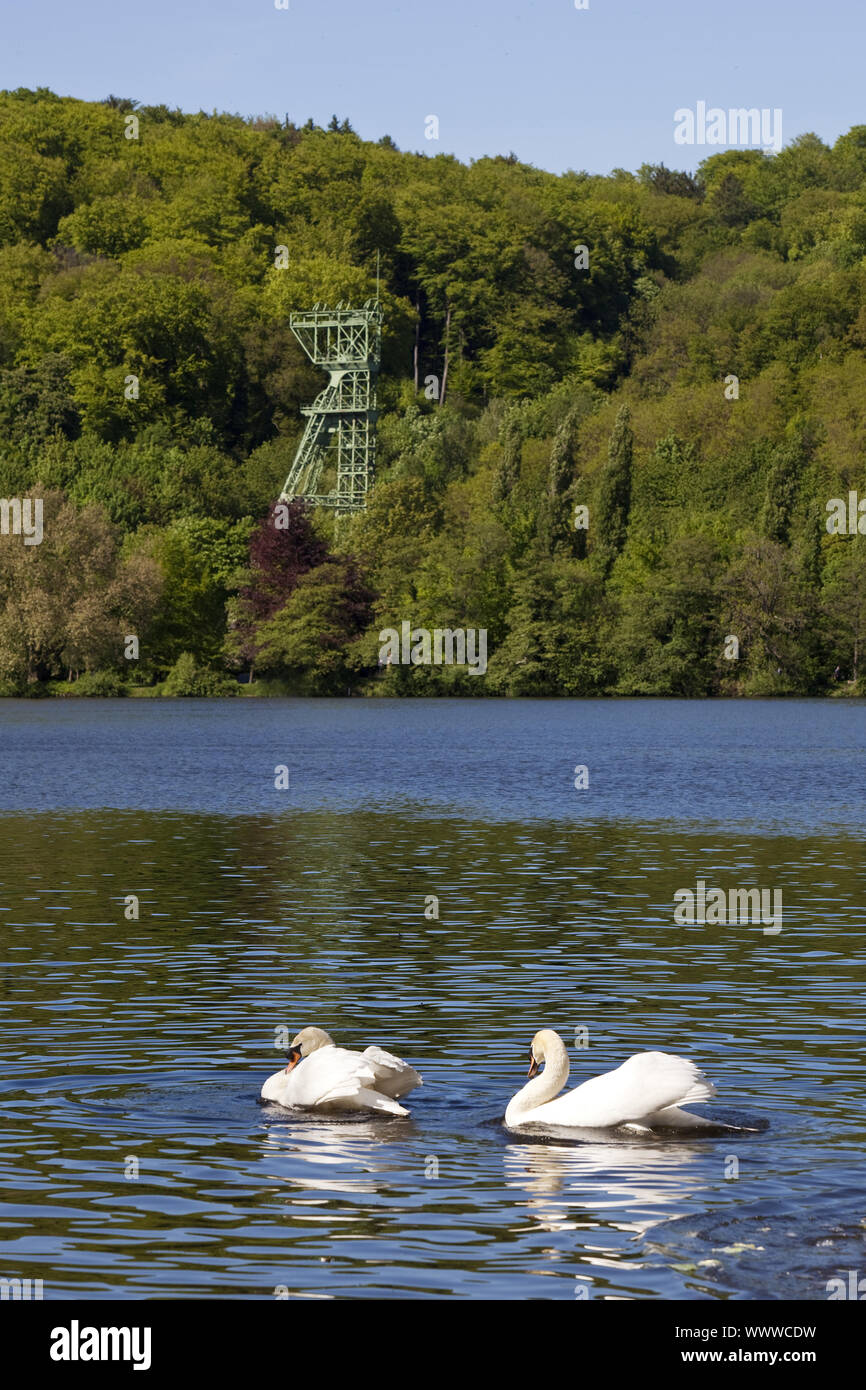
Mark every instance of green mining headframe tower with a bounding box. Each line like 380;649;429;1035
279;298;382;515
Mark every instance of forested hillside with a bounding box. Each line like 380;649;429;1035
1;87;865;695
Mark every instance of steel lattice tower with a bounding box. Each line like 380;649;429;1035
279;298;382;515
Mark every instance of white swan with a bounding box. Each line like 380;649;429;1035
505;1029;722;1131
261;1027;422;1116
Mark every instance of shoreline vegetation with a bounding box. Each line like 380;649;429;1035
1;644;866;700
2;90;866;698
6;689;864;698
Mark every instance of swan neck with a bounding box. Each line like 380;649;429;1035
509;1038;570;1118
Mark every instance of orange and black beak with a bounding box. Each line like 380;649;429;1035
527;1051;540;1079
285;1046;302;1073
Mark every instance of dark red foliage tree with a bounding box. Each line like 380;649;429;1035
231;500;330;667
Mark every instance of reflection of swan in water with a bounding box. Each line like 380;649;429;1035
258;1115;401;1199
505;1031;726;1131
503;1135;708;1238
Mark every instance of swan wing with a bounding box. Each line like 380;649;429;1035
286;1047;374;1106
362;1045;422;1098
539;1051;716;1128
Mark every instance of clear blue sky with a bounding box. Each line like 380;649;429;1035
2;0;863;174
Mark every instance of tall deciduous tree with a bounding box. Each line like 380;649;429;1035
227;500;330;675
595;405;633;576
0;491;161;682
254;559;374;693
823;541;866;685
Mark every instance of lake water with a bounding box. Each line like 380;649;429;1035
0;697;864;1300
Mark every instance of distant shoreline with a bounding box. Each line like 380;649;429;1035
1;686;862;701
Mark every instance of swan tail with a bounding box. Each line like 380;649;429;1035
314;1070;410;1115
648;1105;758;1132
645;1105;719;1129
653;1052;717;1106
354;1088;409;1116
678;1075;717;1106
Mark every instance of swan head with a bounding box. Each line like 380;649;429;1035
527;1028;563;1078
286;1026;335;1070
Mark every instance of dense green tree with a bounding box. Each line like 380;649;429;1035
161;650;238;696
0;354;80;444
760;431;813;544
638;164;703;200
492;410;524;502
823;540;866;685
594;405;633;576
254;560;374;693
611;536;723;695
487;551;612;695
132;515;253;673
721;538;820;693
